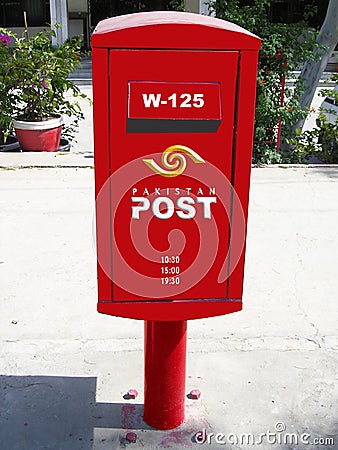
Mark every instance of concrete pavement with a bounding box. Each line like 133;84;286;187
0;165;337;449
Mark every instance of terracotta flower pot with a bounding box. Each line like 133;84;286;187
13;115;63;152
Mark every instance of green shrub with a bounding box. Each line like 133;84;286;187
207;0;321;164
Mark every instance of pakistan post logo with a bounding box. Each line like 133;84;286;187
94;144;246;298
142;144;205;177
132;145;216;221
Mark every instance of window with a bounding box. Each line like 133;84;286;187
0;0;50;27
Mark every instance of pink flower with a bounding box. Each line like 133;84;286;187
0;34;11;46
41;80;49;89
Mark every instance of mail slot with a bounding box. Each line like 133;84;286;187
127;81;222;132
92;12;261;321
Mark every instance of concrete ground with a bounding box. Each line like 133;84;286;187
0;87;337;450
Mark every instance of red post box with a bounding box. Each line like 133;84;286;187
92;11;260;430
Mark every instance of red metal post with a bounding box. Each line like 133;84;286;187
144;320;187;430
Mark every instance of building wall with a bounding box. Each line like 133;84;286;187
185;0;199;13
68;0;88;13
5;27;47;47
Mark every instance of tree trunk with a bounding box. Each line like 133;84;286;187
295;0;338;132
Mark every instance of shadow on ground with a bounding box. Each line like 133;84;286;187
310;166;338;179
0;375;150;449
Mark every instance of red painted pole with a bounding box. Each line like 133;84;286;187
143;320;187;430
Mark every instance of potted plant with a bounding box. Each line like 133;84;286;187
0;24;89;152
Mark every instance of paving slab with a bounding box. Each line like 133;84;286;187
0;166;337;449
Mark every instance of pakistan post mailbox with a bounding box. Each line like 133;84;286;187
92;12;260;320
92;11;260;430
